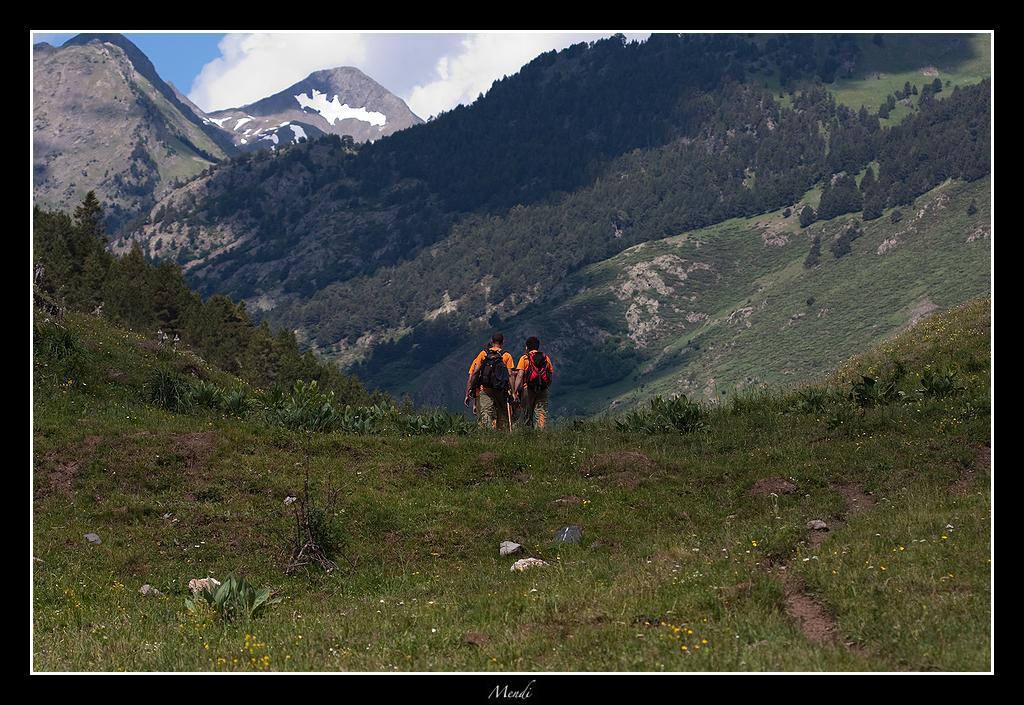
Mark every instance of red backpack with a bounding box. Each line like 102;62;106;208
525;351;551;391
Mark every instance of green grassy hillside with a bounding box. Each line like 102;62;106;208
391;177;990;417
32;298;991;671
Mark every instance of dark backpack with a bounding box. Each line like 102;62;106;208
477;349;510;393
525;351;551;391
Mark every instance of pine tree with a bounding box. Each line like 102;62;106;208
804;234;821;268
102;244;154;331
73;191;105;242
799;205;817;228
860;166;876;194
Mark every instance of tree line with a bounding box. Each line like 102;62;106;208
33;194;386;406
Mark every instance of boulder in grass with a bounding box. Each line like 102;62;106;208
84;533;102;544
554;525;582;544
807;520;829;531
500;541;522;556
510;558;549;572
139;584;163;597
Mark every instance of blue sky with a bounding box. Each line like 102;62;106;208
32;31;651;119
33;33;225;93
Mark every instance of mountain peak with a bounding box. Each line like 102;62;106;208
206;64;423;150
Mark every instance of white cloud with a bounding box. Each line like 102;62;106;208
188;32;651;118
406;33;646;120
188;33;369;112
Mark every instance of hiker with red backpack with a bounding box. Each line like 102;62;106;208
513;336;554;429
465;333;516;431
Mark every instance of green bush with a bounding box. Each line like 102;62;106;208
918;367;963;398
788;386;830;415
849;375;903;408
222;388;251;416
35;322;90;383
267;380;338;432
146;367;194;413
185;575;282;624
37;323;82;362
616;395;706;434
190;380;225;410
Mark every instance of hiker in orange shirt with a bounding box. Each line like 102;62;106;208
465;333;516;431
513;336;554;429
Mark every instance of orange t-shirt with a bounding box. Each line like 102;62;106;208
469;347;515;391
516;351;554;374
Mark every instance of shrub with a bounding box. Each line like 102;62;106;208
185;574;282;623
37;323;82;362
918;367;963;398
191;380;225;410
616;395;706;434
222;388;251;416
269;380;338;432
285;465;344;575
147;367;194;413
35;322;90;382
849;375;903;408
789;386;829;414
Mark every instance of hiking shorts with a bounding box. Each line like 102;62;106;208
476;388;510;431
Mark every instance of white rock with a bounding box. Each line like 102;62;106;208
807;520;829;531
139;584;163;597
187;577;221;594
510;558;549;572
500;541;522;556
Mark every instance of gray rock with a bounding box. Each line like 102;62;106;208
499;541;522;556
139;584;163;597
554;525;582;544
84;533;102;544
807;519;829;531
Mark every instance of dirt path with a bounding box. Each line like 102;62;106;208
774;482;877;653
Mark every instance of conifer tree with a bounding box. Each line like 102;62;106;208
804;234;822;268
799;205;817;228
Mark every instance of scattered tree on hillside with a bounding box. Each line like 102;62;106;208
799;205;817;228
830;220;863;259
818;173;863;220
804;235;822;268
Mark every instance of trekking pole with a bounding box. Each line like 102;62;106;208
507;396;513;433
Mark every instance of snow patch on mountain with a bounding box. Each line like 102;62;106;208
234;117;253;130
209;117;230;127
289;124;308;141
293;89;386;127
